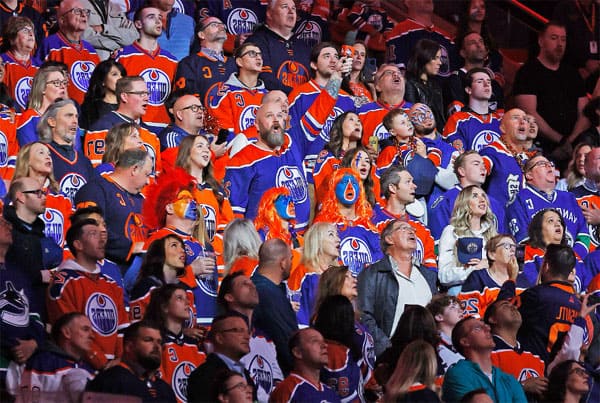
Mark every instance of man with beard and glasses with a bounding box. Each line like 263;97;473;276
86;321;176;402
224;98;311;231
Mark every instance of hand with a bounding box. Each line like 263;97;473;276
290;301;300;312
581;204;600;225
508;256;519;280
131;241;145;254
190;255;216;277
464;258;487;270
414;138;427;158
210;136;227;158
579;294;600;318
12;339;37;364
339;56;353;76
521;377;548;395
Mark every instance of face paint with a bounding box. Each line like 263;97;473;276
274;194;296;220
172;190;198;220
409;104;434;126
335;174;359;206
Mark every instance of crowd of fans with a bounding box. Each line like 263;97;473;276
0;0;599;402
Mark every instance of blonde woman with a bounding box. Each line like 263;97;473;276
94;122;144;173
384;339;440;402
287;222;340;326
438;185;498;295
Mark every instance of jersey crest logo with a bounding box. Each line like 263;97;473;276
85;292;118;335
200;204;217;241
518;368;540;381
172;0;185;14
319;107;345;142
0;281;29;327
373;123;390;141
42;208;65;246
227;8;258;34
340;237;372;268
140;69;171;106
295;20;322;45
70;61;96;92
472;130;500;151
248;354;274;395
60;173;87;204
196;274;218;297
277;61;309;88
239;105;258;131
206;82;226;109
0;130;8;167
172;361;196;402
275;166;307;203
14;76;33;109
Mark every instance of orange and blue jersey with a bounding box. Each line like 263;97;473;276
0;51;40;111
376;142;441;177
46;142;95;205
270;372;341;403
347;3;394;52
115;42;178;130
0;114;19;181
310;149;340;205
442;109;501;153
321;340;363;403
15;108;40;146
295;6;331;49
338;223;384;275
491;335;545;383
458;273;526;319
372;203;437;272
357;99;412;146
37;33;99;105
42;192;74;254
481;139;526;207
573;190;600;252
354;322;376;390
159;331;206;403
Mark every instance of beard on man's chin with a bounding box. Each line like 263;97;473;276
262;126;284;148
138;353;162;371
415;125;436;136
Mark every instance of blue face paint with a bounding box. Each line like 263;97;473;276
173;190;198;221
335;174;359;206
274;194;295;220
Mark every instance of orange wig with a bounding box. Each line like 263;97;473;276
254;187;296;245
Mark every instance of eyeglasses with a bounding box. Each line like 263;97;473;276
528;160;554;171
22;188;48;198
202;21;225;30
18;26;34;35
393;224;416;234
62;8;91;17
225;381;251;393
181;104;204;113
570;367;587;377
496;242;517;251
46;79;69;88
240;50;262;58
467;323;488;334
126;91;150;98
219;327;248;334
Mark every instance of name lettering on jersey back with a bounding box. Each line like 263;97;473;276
555;306;578;323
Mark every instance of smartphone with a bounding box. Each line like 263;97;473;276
588;292;600;306
216;128;229;145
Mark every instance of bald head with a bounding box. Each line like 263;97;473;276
257;238;292;282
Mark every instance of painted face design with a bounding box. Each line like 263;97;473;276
274;194;296;220
172;190;198;220
335;174;359;206
409;104;434;125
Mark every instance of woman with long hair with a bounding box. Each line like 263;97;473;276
130;235;197;324
222;218;262;277
312;112;363;206
17;65;67;146
438;185;497;294
144;284;206;399
175;134;233;267
79;59;126;130
94;122;144;174
345;41;376;106
287;222;340;326
313;295;366;402
556;143;592;191
404;39;446;132
544;360;590;403
340;145;380;207
384;339;440;402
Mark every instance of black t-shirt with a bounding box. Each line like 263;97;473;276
513;58;586;139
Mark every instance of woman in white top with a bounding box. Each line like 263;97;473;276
438;185;498;295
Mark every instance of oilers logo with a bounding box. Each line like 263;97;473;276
200;204;217;241
14;76;33;109
85;293;118;336
206;82;227;109
42;208;65;246
196;273;218;298
319;107;345;142
239;105;258;131
143;143;158;177
172;0;186;14
70;61;96;92
295;20;322;46
471;130;500;151
60;173;87;204
373;123;391;141
140;69;171;106
172;361;196;402
275;166;307;203
227;8;258;34
340;237;372;267
277;61;309;88
438;45;451;77
364;331;375;369
518;368;540;382
0;281;30;327
125;213;147;243
249;354;274;396
0;130;8;167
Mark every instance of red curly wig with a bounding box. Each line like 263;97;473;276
254;187;296;245
313;168;375;230
142;167;199;231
